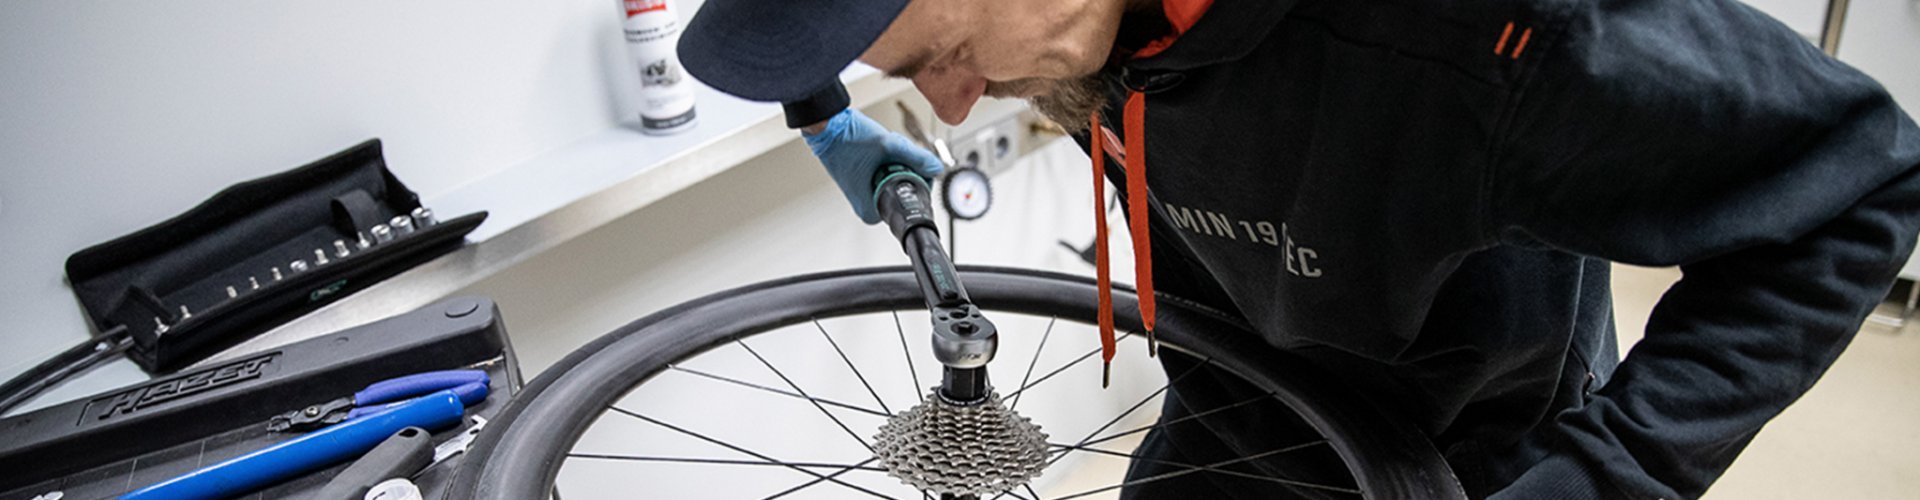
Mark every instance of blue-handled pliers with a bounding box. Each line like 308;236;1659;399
266;369;489;432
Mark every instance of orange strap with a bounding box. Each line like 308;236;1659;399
1091;111;1116;386
1124;93;1156;354
1087;0;1206;388
1091;92;1159;387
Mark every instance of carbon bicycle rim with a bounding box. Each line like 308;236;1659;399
450;267;1462;499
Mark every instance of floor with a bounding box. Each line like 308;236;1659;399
1611;265;1920;499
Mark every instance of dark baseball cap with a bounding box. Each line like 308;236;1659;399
678;0;910;103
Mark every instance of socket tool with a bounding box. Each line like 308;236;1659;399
867;164;1046;497
371;224;394;243
268;370;490;433
118;389;468;500
390;215;415;235
411;207;436;227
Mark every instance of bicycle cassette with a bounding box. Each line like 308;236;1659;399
872;392;1049;496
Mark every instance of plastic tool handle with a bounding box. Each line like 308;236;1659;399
873;164;970;309
872;164;936;243
120;390;466;500
312;426;434;500
345;381;489;421
354;370;490;406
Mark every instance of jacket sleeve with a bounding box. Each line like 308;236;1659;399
1487;0;1920;498
781;81;850;129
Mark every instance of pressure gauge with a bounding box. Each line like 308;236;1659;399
941;167;993;220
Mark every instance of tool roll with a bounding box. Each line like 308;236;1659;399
64;139;487;373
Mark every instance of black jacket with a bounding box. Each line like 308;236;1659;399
1086;0;1920;498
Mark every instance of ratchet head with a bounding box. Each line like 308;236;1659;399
930;305;997;370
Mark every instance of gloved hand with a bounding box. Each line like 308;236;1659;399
803;108;945;224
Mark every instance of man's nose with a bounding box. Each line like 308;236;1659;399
913;65;985;125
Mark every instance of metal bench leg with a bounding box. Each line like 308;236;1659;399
1867;279;1919;330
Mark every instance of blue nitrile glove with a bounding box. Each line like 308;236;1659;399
803;108;945;224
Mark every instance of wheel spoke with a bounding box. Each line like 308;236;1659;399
1046;440;1352;493
739;340;876;452
895;310;926;403
1048;442;1361;499
607;407;893;499
1001;331;1137;401
568;453;886;472
989;357;1208;500
670;365;891;418
1007;316;1058;412
1022;483;1041;500
760;456;882;500
815;318;893;414
1074;392;1275;449
1066;355;1211;450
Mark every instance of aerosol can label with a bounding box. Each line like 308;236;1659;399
624;0;697;134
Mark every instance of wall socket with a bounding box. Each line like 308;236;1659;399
947;112;1025;175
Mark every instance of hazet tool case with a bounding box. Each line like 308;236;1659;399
64;139;487;373
0;297;520;499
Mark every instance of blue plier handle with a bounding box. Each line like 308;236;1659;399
267;370;489;432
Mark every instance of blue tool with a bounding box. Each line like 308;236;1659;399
267;369;489;432
120;387;472;499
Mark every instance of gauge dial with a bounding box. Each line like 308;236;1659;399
941;167;993;220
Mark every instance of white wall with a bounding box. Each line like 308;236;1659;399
1742;0;1830;36
0;0;665;380
1839;0;1920;110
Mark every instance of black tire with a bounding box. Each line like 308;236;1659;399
449;266;1464;499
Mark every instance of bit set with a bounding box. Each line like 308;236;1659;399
147;208;443;338
66;139;487;373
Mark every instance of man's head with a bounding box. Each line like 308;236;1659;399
681;0;1137;132
855;0;1127;128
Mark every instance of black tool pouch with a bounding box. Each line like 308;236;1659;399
64;139;486;373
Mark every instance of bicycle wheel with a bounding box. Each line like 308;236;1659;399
449;266;1463;499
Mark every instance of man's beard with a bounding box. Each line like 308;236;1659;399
986;74;1106;134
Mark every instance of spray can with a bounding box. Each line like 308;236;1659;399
623;0;697;135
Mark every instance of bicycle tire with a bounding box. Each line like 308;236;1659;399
449;266;1464;499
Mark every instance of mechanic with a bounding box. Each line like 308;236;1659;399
677;0;1920;498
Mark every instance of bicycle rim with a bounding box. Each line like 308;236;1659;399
450;266;1463;499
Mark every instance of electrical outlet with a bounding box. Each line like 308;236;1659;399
943;105;1033;175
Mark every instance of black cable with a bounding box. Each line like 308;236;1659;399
0;326;131;415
